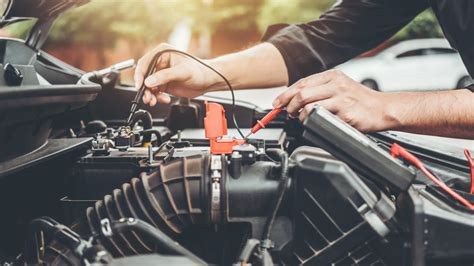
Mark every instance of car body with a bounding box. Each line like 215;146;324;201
338;38;472;91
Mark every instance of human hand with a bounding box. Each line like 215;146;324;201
134;43;220;106
272;69;398;132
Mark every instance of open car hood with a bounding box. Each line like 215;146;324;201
0;0;89;26
0;0;90;49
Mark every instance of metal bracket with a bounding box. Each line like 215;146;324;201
359;203;390;238
210;155;222;223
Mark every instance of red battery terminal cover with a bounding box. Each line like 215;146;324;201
204;101;245;154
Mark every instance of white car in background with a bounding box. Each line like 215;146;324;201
338;38;472;91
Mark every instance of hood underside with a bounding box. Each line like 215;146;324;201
0;0;89;25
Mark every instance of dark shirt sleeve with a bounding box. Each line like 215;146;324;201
263;0;429;85
466;84;474;92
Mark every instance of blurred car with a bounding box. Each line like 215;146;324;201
337;38;472;91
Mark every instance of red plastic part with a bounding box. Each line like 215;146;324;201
204;101;246;154
204;102;228;139
463;149;474;194
250;107;282;134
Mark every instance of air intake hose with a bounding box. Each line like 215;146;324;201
84;153;285;258
85;155;212;257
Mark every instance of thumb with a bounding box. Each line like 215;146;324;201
144;67;188;88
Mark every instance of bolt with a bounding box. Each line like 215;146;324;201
148;145;154;164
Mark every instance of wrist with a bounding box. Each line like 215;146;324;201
379;92;404;131
203;59;230;92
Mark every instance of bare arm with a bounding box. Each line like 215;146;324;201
206;43;288;91
274;69;474;139
384;89;474;138
134;42;288;106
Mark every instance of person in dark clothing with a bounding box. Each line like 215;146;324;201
135;0;474;138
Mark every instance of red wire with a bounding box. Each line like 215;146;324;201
391;143;474;210
463;149;474;194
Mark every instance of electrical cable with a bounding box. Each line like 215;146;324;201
129;49;245;139
463;149;474;194
391;143;474;210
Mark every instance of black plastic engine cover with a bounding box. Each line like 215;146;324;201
289;146;398;265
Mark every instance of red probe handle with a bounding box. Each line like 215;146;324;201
251;107;282;134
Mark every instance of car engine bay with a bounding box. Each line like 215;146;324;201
1;1;474;265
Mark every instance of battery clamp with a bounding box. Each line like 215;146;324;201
204;102;246;154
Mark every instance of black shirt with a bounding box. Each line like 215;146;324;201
264;0;474;86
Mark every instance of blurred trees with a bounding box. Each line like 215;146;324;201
44;0;192;62
257;0;333;31
4;0;444;68
6;0;443;49
394;9;443;41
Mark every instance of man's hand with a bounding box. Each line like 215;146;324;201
134;43;289;106
272;69;398;132
134;43;220;106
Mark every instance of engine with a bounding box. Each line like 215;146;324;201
25;129;397;265
1;98;470;266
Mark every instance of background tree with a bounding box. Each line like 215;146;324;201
4;0;444;70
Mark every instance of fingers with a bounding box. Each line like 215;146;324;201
285;82;335;116
148;91;171;105
298;98;339;122
144;67;188;88
135;51;156;89
142;89;152;104
272;70;336;108
134;43;173;89
139;67;187;106
143;87;172;106
142;92;172;106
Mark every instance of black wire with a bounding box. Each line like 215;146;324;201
261;152;289;241
137;49;246;139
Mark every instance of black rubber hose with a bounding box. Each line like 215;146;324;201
85;155;210;257
140;128;163;145
128;109;153;143
107;218;206;264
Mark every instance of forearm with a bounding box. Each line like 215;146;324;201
384;89;474;138
206;42;288;91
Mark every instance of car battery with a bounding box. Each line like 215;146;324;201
170;128;286;150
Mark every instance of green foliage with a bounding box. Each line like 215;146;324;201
44;0;188;48
210;0;265;31
257;0;334;31
3;19;36;39
4;0;443;49
395;9;443;40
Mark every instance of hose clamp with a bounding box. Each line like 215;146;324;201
210;155;222;223
100;218;113;237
